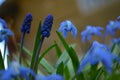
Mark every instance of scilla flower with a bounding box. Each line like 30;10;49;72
58;20;77;38
0;18;14;42
106;20;120;36
81;25;103;43
0;18;8;28
0;61;35;80
77;41;120;74
112;37;120;45
0;29;13;42
41;14;54;38
35;74;64;80
20;13;33;33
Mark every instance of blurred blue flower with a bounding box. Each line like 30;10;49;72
58;20;77;38
106;20;120;36
41;14;54;38
112;37;120;45
0;28;14;42
0;18;8;28
20;13;33;33
35;74;64;80
0;61;35;80
81;25;103;43
77;41;120;74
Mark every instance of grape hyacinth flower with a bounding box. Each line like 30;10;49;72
41;14;53;38
35;74;64;80
0;61;35;80
20;13;33;33
81;25;103;43
77;41;120;74
58;20;77;38
19;13;33;63
32;14;54;73
106;20;120;36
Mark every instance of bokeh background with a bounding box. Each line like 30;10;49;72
0;0;120;59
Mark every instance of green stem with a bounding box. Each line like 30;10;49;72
32;36;45;73
19;32;26;64
3;41;7;60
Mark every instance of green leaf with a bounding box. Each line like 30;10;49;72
56;31;79;72
30;20;42;69
55;50;70;68
40;58;54;74
36;44;56;72
56;62;64;75
111;43;120;55
64;66;71;80
54;41;62;57
0;51;4;70
56;31;85;80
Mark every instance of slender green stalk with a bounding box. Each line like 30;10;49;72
19;32;26;64
3;41;7;60
32;36;45;72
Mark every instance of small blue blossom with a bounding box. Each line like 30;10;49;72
112;37;120;45
106;20;120;36
0;28;14;42
0;61;35;80
58;20;77;38
20;13;33;33
41;14;54;38
81;25;103;43
35;74;64;80
77;41;120;74
0;18;8;28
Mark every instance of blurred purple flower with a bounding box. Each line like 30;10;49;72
58;20;77;38
106;20;120;36
20;13;33;33
41;14;54;38
81;25;103;43
0;61;35;80
35;74;64;80
77;41;120;74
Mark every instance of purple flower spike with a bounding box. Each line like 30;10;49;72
41;14;54;38
20;13;33;33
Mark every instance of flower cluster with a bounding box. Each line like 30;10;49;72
0;12;120;80
41;14;53;38
20;13;33;33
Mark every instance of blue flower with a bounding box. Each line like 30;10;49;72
20;13;33;33
112;37;120;45
0;28;13;42
35;74;64;80
106;20;120;36
77;41;120;74
81;25;103;43
58;20;77;38
0;18;8;28
41;14;54;38
0;61;35;80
